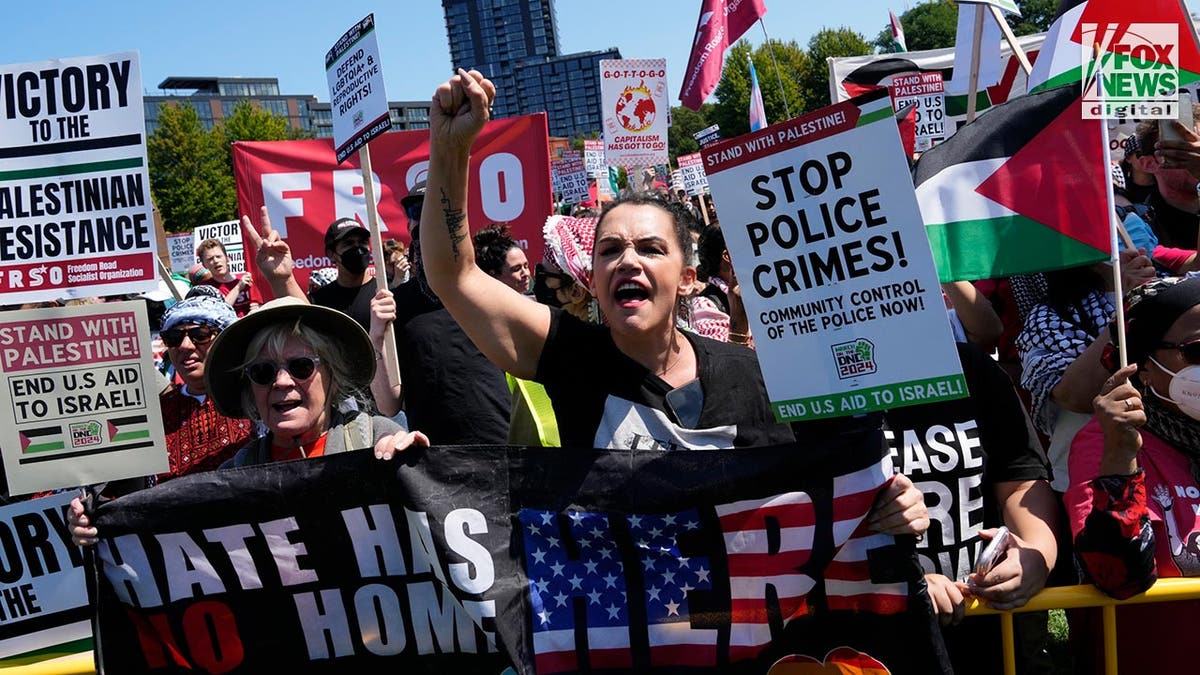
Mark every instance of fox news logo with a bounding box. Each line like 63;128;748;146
1082;23;1179;119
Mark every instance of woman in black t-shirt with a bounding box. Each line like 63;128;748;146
415;70;927;533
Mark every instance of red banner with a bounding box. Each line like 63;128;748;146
232;114;552;296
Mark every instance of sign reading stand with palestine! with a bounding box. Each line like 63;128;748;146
0;51;157;303
0;301;166;495
702;89;965;422
326;14;392;164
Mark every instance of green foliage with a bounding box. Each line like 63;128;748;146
874;0;1057;53
800;28;872;110
1010;0;1058;36
667;103;715;164
712;40;808;137
147;103;234;232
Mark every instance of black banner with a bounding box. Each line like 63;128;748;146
92;436;949;674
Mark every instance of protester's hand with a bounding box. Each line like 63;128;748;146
239;272;253;289
374;430;431;460
1154;120;1200;177
867;472;929;537
69;497;98;548
430;69;496;155
242;206;294;283
1118;247;1155;292
727;275;750;336
1094;364;1145;473
369;288;395;343
925;573;969;626
966;528;1050;611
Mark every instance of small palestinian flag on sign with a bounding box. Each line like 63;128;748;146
913;83;1110;281
20;425;64;454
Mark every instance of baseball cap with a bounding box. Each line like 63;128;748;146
324;217;369;250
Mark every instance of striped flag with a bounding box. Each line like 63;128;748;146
748;56;767;132
889;9;907;53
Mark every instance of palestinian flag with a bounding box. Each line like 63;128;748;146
913;83;1111;281
888;9;907;53
1029;0;1200;93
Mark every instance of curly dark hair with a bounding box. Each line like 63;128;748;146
594;192;694;265
472;224;520;277
696;224;726;281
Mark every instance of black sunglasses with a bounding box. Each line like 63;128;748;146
161;325;218;348
1157;339;1200;365
244;356;322;386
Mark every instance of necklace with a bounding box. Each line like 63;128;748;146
657;345;683;378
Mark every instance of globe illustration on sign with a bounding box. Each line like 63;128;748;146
615;82;656;133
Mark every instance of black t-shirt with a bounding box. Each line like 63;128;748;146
310;280;374;332
1148;189;1199;249
536;309;795;449
881;342;1048;672
390;279;511;445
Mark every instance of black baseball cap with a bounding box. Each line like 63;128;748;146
402;181;426;236
324;217;369;250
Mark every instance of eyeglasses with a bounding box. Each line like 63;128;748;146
161;325;218;348
244;356;322;386
1157;339;1200;365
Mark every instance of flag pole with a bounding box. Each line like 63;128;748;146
358;145;402;386
1094;44;1127;368
966;7;985;123
758;19;793;119
988;6;1033;76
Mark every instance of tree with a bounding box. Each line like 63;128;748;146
667;103;714;164
1010;0;1058;36
874;1;959;52
147;103;234;232
711;40;808;138
800;28;873;110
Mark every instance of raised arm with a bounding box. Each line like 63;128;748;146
242;206;306;301
420;69;550;379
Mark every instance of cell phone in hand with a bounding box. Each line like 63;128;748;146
974;526;1012;578
1159;90;1194;144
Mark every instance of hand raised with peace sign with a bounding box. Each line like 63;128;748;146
241;206;306;301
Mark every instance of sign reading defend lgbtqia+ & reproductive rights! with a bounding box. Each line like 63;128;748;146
326;14;393;164
702;90;965;422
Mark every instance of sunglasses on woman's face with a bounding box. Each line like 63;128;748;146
244;356;322;386
161;325;218;348
1157;339;1200;365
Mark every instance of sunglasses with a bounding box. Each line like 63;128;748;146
161;325;218;348
244;356;322;386
1157;339;1200;364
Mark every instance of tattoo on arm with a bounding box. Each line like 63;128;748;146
439;188;468;261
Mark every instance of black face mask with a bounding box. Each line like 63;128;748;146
339;246;371;275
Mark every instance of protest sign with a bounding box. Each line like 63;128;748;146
583;138;606;178
0;51;157;303
0;492;90;665
233;114;552;292
702;90;965;422
164;232;195;274
93;442;949;674
677;152;708;196
600;59;669;167
192;220;245;275
550;158;565;194
557;158;589;204
693;123;722;149
889;72;947;152
326;14;392;164
0;301;167;494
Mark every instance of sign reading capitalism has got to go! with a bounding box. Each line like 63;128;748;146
0;51;157;304
600;58;669;167
702;90;965;422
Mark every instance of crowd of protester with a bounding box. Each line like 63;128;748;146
26;72;1200;673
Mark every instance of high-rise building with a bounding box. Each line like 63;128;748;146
513;48;619;140
145;76;317;136
442;0;560;120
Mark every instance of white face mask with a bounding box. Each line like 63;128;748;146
1148;355;1200;420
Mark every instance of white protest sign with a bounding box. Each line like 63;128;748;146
677;152;709;196
193;219;246;275
0;51;157;303
584;139;606;177
600;59;669;167
0;301;167;494
558;158;590;204
0;492;89;661
702;90;965;422
165;232;194;273
326;14;392;164
890;72;948;152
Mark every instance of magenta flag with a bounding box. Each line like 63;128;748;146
678;0;767;110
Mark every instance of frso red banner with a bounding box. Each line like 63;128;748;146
233;114;552;294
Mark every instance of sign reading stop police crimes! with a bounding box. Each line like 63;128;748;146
0;301;167;495
326;14;392;164
600;58;669;167
0;51;157;303
889;72;946;152
702;90;965;422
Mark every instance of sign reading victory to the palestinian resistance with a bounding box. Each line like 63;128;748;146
0;492;90;665
889;72;947;152
0;301;167;495
326;14;393;164
193;220;246;275
0;51;157;303
600;58;669;167
702;90;965;422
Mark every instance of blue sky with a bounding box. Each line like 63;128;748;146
0;1;1197;105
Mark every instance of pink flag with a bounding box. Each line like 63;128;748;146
678;0;768;110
